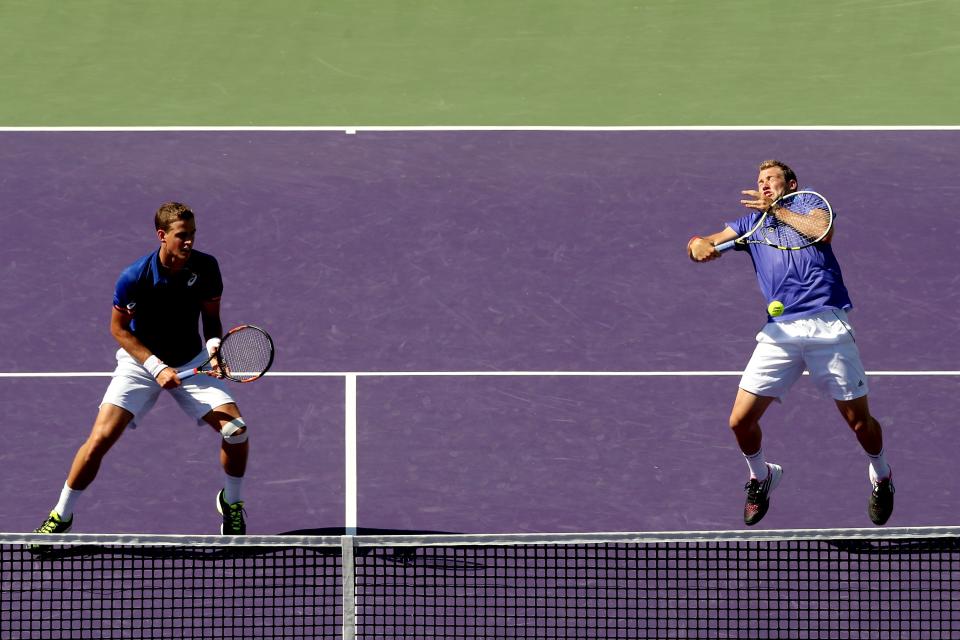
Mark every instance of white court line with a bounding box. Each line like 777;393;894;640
344;374;357;536
268;370;960;377
1;370;959;378
1;126;960;132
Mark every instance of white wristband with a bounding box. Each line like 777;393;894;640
206;337;222;356
143;355;167;378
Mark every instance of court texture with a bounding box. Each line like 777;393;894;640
1;2;959;638
2;126;959;537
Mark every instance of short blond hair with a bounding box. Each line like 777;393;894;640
758;159;797;186
154;202;194;231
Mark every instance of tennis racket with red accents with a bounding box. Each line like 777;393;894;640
177;324;275;383
716;190;834;252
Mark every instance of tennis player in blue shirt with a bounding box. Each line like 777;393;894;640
33;203;250;538
687;160;894;526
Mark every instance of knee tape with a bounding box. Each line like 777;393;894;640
220;418;248;444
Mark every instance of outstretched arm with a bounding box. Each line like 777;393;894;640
687;227;738;262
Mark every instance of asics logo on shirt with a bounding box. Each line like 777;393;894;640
187;273;198;287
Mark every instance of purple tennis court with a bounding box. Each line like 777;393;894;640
1;129;958;538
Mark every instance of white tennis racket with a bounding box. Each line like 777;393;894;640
716;190;834;253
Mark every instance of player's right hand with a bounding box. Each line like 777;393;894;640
688;237;721;262
156;367;182;389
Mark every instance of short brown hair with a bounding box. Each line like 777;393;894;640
758;159;797;186
154;202;194;231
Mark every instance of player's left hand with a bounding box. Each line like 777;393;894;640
209;352;227;379
740;189;775;211
205;337;226;378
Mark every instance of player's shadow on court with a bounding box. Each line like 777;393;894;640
282;527;475;567
279;526;457;536
28;528;513;572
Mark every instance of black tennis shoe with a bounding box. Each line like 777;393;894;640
743;463;782;526
868;469;895;526
217;490;246;535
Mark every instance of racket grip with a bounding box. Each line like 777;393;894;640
714;239;735;253
177;368;199;380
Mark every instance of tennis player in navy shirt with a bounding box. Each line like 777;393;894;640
687;160;894;527
33;202;250;540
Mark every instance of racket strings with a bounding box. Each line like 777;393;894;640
219;328;274;381
763;193;832;248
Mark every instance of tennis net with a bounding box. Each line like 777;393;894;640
2;527;959;639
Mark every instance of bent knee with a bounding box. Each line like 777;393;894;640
729;413;759;432
220;417;249;445
847;416;880;435
82;433;118;458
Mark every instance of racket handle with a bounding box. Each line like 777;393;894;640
177;368;199;380
715;239;736;253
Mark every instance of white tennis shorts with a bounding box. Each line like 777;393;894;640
101;349;235;428
739;309;869;402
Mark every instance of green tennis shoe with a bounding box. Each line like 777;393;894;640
217;490;246;535
28;511;73;554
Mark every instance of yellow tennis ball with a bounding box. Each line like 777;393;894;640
767;301;785;317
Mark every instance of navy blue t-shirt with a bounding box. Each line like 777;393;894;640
725;192;852;321
113;249;223;366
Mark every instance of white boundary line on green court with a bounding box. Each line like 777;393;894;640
1;126;960;132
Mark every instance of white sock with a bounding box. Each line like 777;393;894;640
223;473;244;505
867;449;891;481
54;483;83;521
744;449;769;481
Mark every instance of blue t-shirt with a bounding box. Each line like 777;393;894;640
113;249;223;366
725;197;851;322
